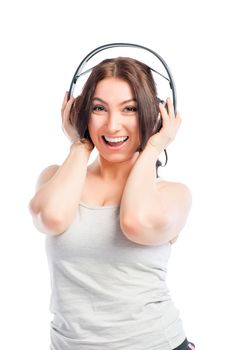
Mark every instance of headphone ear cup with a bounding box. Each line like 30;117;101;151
154;97;165;133
152;113;161;135
157;112;162;132
158;98;167;110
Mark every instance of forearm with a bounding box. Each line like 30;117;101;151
32;143;91;224
120;142;164;232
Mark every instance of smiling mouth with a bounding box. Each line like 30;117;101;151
101;136;129;149
102;136;129;146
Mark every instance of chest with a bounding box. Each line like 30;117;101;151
80;171;125;207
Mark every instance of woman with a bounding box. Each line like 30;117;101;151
29;57;195;349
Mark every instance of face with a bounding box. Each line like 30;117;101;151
88;77;140;162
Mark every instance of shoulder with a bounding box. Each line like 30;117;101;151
154;178;192;211
35;164;60;191
156;177;191;191
154;179;193;245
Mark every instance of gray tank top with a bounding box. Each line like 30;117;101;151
45;177;187;350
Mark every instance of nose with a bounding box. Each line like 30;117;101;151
105;112;122;133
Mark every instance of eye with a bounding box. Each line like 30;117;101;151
123;106;138;112
92;105;106;112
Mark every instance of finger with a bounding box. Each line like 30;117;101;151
166;97;175;118
61;92;69;113
61;92;74;112
175;111;182;127
66;95;75;111
159;102;169;120
62;96;75;122
64;91;68;103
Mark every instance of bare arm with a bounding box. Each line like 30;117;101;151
120;142;162;229
119;98;189;245
29;142;92;235
29;91;94;235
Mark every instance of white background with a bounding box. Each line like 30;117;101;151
1;0;233;349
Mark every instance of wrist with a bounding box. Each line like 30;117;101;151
70;139;93;155
147;139;165;154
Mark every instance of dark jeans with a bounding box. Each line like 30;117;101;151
173;337;196;350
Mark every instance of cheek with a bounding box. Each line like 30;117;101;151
87;117;102;134
132;119;139;129
88;116;139;134
130;118;140;135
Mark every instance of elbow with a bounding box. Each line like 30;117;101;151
39;212;66;236
120;215;170;246
28;197;40;215
28;198;64;228
29;202;66;236
41;211;65;232
120;212;166;236
120;215;141;237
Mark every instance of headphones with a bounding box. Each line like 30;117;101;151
67;43;178;170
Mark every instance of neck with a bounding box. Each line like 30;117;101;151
93;151;140;183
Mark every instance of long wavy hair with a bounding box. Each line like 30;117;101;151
69;56;164;177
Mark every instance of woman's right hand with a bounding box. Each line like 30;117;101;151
61;92;94;152
61;91;80;143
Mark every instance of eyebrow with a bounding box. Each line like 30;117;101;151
92;97;137;105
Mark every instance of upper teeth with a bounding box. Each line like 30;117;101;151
104;136;128;142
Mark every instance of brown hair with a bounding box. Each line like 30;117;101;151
69;56;163;177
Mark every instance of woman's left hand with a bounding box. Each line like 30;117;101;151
147;97;182;152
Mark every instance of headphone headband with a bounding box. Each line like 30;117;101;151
68;42;177;112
